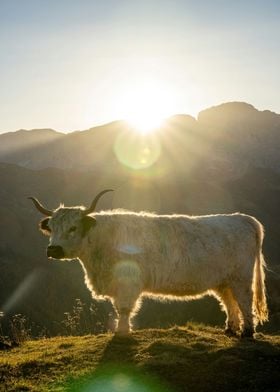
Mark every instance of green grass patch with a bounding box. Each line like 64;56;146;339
0;325;279;391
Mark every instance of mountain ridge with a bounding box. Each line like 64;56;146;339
1;101;280;172
2;101;279;136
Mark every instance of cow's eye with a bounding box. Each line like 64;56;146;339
68;226;77;233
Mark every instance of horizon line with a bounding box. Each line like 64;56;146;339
1;100;279;135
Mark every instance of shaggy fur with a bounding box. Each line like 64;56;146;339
40;207;268;337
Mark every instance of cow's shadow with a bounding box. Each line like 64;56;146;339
65;330;279;392
99;333;139;364
93;331;280;392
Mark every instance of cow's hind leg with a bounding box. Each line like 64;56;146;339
214;287;241;336
232;283;255;338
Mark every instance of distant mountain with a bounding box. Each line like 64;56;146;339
1;102;280;175
0;128;63;154
197;102;280;172
0;122;124;170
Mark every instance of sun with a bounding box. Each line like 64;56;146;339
126;107;165;134
118;79;176;134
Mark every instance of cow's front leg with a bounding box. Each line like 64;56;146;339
112;260;143;335
113;283;142;335
114;290;141;335
115;307;131;335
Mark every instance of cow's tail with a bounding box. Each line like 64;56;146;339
252;220;268;325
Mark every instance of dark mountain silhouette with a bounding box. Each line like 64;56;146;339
0;101;280;335
0;128;63;156
1;102;280;173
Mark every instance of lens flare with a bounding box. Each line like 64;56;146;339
114;130;161;170
83;372;153;392
78;366;169;392
2;269;43;313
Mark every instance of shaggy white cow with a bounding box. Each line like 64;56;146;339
29;190;268;337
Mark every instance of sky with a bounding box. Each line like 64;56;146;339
0;0;280;133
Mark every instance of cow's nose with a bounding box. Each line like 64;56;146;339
47;245;64;259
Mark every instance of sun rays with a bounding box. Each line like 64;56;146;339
116;78;178;134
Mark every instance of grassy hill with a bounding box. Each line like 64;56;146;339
1;324;279;392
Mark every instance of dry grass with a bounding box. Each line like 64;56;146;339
0;324;279;391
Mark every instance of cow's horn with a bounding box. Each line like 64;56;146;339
28;197;53;216
84;189;114;215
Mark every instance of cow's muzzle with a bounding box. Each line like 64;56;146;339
47;245;65;259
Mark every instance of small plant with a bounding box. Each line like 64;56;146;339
62;299;90;336
9;314;31;344
89;301;110;334
61;298;110;336
0;311;4;337
0;311;14;348
0;311;9;346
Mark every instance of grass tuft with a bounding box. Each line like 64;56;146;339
0;324;279;391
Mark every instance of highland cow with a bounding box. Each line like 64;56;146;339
29;189;268;337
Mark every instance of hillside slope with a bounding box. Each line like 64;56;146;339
1;162;280;334
0;325;279;392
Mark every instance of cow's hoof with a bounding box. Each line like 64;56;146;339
240;328;255;339
225;328;238;337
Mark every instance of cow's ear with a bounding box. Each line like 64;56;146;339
82;216;96;236
39;218;51;236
